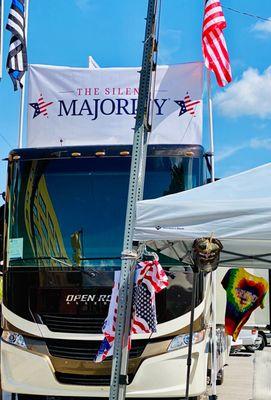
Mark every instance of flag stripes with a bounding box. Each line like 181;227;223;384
184;94;200;116
37;95;53;117
6;0;28;90
131;315;150;334
202;0;232;87
136;259;168;293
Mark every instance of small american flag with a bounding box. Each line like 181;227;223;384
202;0;232;87
131;260;168;334
131;283;156;333
135;259;169;294
95;259;169;362
6;0;28;90
94;271;120;363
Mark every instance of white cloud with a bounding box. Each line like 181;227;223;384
216;137;271;163
214;66;271;118
215;145;245;162
250;137;271;150
252;18;271;35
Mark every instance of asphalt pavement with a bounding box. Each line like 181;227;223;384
216;350;254;400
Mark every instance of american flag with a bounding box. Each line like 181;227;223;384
131;283;157;333
94;271;120;363
202;0;232;87
131;260;168;334
135;259;169;295
95;259;169;362
177;92;200;117
6;0;28;90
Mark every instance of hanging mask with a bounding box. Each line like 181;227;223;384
192;237;223;273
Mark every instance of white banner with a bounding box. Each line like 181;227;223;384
27;62;203;147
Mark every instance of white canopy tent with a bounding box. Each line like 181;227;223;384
134;163;271;269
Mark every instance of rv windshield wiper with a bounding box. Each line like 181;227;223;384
50;256;72;267
10;256;102;275
70;264;101;276
79;257;121;261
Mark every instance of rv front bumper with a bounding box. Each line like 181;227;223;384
1;338;208;398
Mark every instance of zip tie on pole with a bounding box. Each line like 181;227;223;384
121;250;138;260
143;33;155;45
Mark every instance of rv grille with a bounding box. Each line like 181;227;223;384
40;314;105;334
45;338;148;360
55;372;134;386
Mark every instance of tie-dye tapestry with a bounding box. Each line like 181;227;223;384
221;268;268;341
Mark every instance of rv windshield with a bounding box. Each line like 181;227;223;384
8;155;202;267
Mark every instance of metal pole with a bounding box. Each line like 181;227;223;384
109;1;158;399
207;69;215;182
18;0;30;148
207;68;218;400
0;0;4;80
88;55;99;69
185;272;198;400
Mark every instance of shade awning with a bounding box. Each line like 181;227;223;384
134;163;271;268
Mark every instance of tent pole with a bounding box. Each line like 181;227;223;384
18;0;30;149
210;269;217;400
207;68;218;400
185;272;198;400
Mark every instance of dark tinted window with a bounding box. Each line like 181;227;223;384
8;155;202;267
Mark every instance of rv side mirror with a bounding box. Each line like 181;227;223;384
206;177;220;184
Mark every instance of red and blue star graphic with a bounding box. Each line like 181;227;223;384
29;94;54;118
174;92;200;117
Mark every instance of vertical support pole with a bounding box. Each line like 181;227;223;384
211;270;217;399
185;272;198;400
18;0;30;149
207;68;217;399
109;1;158;400
0;0;4;80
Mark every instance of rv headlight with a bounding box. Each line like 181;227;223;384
167;329;205;352
2;331;27;349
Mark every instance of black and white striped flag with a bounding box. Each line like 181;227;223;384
6;0;28;90
0;0;3;80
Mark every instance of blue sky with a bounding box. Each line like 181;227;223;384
0;0;271;190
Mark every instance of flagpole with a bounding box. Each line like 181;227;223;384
207;68;218;400
207;70;215;181
18;0;30;149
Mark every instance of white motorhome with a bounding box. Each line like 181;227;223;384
2;144;218;399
